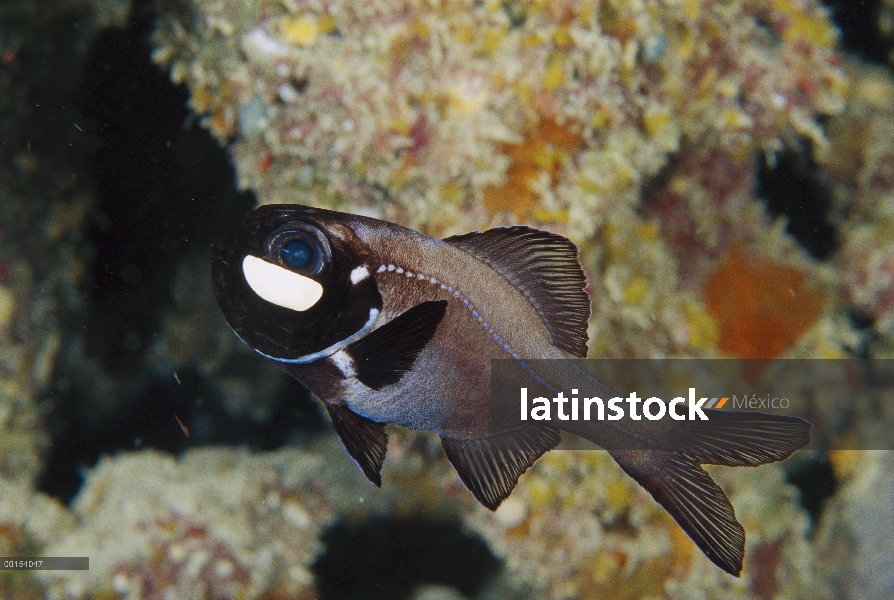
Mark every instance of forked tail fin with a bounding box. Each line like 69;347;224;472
611;450;745;575
608;411;811;575
676;409;812;467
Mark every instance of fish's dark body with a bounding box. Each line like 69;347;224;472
212;204;811;576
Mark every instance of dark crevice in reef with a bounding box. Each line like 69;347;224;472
844;309;878;358
786;454;839;530
0;5;93;176
36;0;326;505
757;145;837;260
40;369;325;503
314;517;501;600
77;7;253;376
822;0;894;67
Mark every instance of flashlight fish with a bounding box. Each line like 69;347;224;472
211;205;810;575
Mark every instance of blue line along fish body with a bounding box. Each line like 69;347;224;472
211;204;811;576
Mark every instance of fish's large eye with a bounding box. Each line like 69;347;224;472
265;223;331;277
280;239;315;271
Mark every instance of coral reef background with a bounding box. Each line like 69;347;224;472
1;0;893;598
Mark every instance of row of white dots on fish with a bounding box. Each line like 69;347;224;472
376;263;519;358
375;264;559;396
374;262;656;448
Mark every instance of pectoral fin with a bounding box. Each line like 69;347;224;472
347;300;448;390
441;425;561;510
326;404;388;486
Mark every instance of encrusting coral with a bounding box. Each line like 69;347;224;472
37;446;338;599
823;59;894;355
152;0;843;236
31;431;826;600
152;0;855;360
2;0;893;597
0;480;75;599
816;451;894;599
465;451;824;599
142;0;894;598
0;0;127;490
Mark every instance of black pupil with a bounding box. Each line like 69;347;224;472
281;239;314;270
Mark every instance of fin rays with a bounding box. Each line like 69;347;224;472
326;404;389;487
606;412;810;574
613;450;745;576
441;426;561;510
678;410;811;466
445;227;590;357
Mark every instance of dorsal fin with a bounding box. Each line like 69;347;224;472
440;425;561;510
444;227;590;357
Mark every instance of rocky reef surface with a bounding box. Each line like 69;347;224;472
1;0;893;598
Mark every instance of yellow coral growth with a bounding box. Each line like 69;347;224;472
282;14;336;46
484;117;583;218
771;0;838;47
683;301;721;349
544;55;566;92
643;107;672;137
827;449;861;478
623;274;649;306
282;16;318;46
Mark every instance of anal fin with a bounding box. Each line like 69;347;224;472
441;425;561;510
611;450;745;576
347;300;448;390
326;404;388;487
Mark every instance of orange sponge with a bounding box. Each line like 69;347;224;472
703;249;824;358
484;117;583;218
